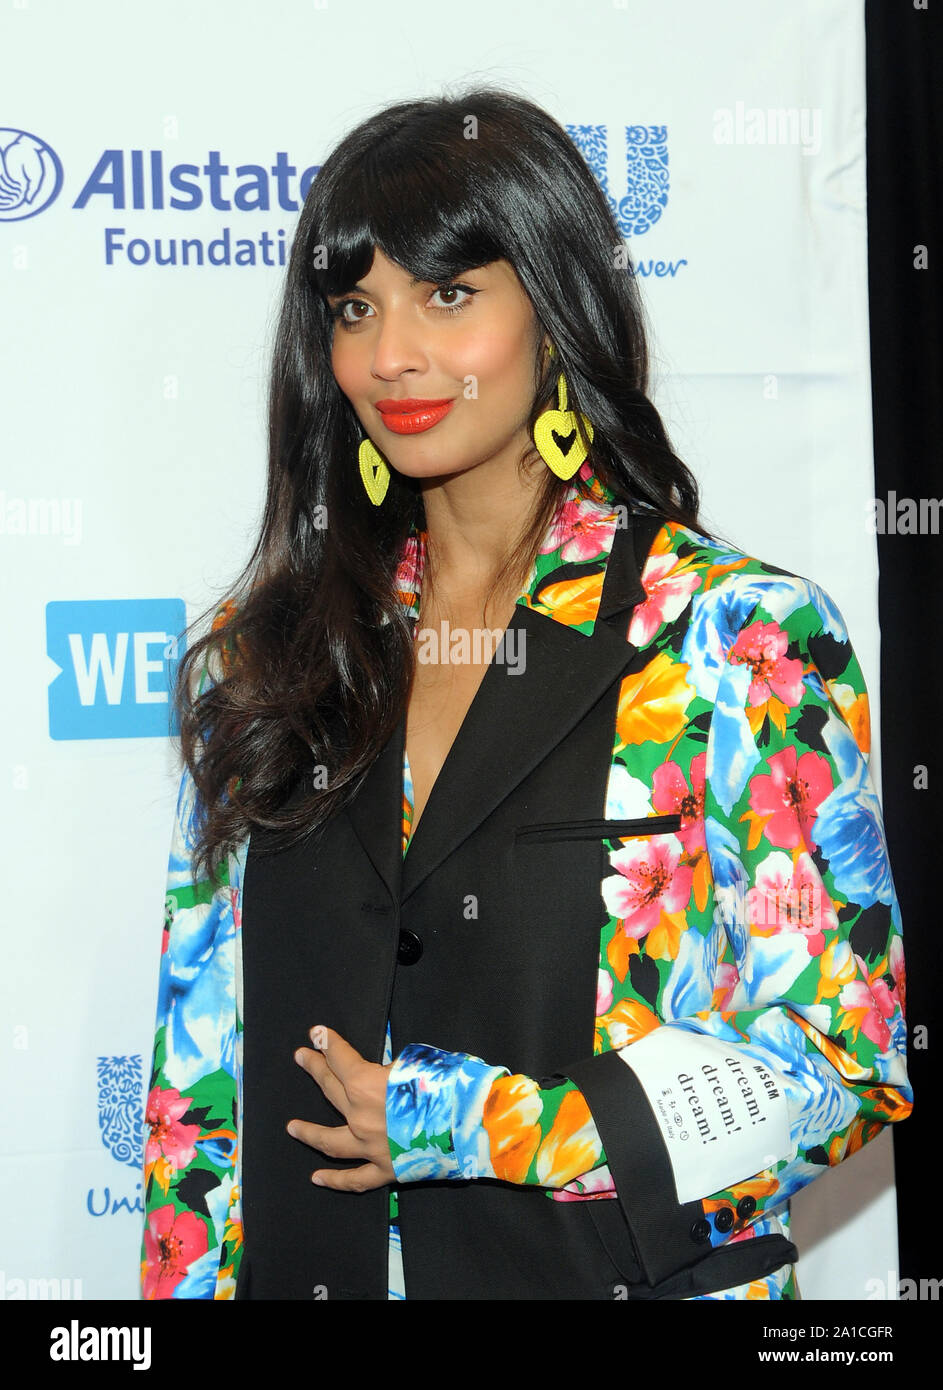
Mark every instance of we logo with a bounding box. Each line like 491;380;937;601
46;598;186;740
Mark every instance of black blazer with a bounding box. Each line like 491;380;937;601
235;512;797;1300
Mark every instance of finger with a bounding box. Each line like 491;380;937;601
294;1047;348;1113
310;1161;389;1194
309;1026;367;1086
286;1120;367;1160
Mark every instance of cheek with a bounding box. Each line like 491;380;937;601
330;336;363;400
457;326;535;399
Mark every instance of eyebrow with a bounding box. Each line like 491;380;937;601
325;271;481;302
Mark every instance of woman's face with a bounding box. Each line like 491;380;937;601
327;247;547;485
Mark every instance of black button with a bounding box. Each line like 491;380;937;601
714;1206;734;1233
689;1219;711;1244
397;929;423;965
737;1195;757;1219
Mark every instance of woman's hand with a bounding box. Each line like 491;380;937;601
287;1026;395;1191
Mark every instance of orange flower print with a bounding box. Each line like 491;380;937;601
482;1073;543;1183
211;598;239;634
828;681;871;756
615;652;695;748
535;1090;603;1186
595;997;661;1049
527;571;605;628
814;938;859;1005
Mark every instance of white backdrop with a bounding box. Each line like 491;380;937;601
1;0;898;1301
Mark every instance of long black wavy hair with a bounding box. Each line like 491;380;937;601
175;84;707;885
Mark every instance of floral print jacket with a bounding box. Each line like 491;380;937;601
141;462;911;1299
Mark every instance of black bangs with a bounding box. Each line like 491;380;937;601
305;126;506;298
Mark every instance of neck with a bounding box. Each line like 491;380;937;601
419;452;548;602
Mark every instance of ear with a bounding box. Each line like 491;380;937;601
537;333;555;385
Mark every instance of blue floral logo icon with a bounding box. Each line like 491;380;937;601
97;1055;144;1169
567;124;668;237
0;127;63;221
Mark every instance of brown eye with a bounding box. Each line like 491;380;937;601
429;284;477;314
331;298;374;326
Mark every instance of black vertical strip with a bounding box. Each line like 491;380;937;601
866;0;942;1290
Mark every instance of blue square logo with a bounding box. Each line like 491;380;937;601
47;599;187;740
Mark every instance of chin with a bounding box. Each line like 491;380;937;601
392;457;477;485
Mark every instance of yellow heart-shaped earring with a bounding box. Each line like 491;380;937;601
358;436;391;506
533;368;594;481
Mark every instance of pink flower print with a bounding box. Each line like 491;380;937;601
712;961;742;1010
839;953;900;1052
652;752;706;853
595;968;614;1017
394;532;425;617
552;1165;618;1202
541;498;615;562
729;620;805;709
628;552;702;648
746;850;839;957
728;1224;757;1245
748;746;834;850
601;835;692;940
143;1204;209;1299
888;935;906;1019
145;1085;200;1172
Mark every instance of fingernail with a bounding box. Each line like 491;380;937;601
311;1173;325;1185
310;1026;328;1051
287;1122;298;1139
293;1048;306;1065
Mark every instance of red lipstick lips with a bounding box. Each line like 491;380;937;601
375;398;455;434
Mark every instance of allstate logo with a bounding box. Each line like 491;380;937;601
567;124;668;236
0;127;63;221
97;1055;143;1169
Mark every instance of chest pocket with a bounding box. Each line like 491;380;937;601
514;813;683;844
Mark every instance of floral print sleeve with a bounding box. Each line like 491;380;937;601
388;1048;607;1187
140;764;244;1299
386;537;911;1285
141;620;244;1300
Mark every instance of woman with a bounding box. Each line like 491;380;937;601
141;88;911;1301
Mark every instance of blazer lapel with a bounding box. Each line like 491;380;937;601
345;476;665;906
343;703;407;905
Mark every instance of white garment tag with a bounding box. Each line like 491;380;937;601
619;1028;794;1204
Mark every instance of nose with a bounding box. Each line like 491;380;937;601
368;304;429;381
